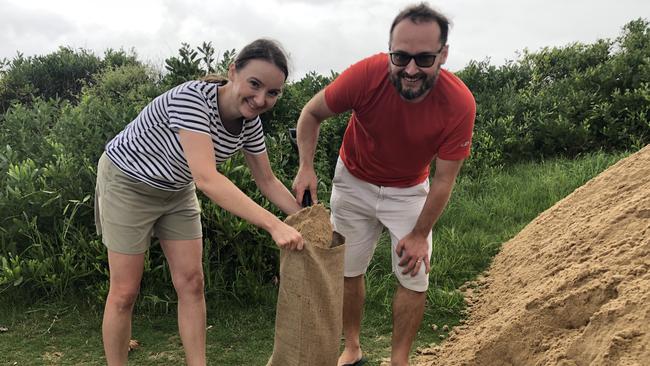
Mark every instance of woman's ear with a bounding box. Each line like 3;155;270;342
227;63;236;80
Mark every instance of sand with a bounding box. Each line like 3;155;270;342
415;145;650;366
285;204;344;249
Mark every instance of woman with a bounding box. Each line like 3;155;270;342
94;39;303;366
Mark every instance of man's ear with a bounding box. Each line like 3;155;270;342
439;44;449;66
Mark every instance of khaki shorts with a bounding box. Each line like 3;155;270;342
94;153;202;254
330;158;432;292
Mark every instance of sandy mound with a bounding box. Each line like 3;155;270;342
415;146;650;366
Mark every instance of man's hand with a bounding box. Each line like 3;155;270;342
292;167;318;206
395;231;430;276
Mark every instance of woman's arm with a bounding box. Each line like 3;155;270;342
178;129;303;250
244;151;302;215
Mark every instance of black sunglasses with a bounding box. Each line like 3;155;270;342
389;50;442;68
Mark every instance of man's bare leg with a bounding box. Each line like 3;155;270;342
391;284;426;366
337;275;366;366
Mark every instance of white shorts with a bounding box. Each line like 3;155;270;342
330;158;432;292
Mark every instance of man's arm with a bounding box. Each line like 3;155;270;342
292;90;338;204
396;157;464;276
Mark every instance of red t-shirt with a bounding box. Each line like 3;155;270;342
324;53;476;187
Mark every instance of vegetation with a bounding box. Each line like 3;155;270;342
0;17;647;364
457;19;649;173
0;151;627;365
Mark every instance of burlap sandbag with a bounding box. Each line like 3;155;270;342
267;204;345;366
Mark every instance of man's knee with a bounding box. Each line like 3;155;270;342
344;274;364;282
396;283;427;298
395;273;429;293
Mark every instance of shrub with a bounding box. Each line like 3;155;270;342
1;19;649;305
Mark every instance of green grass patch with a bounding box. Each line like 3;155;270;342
0;300;277;365
0;151;628;365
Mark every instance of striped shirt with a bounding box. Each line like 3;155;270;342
105;80;266;190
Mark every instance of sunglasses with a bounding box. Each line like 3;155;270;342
389;50;443;68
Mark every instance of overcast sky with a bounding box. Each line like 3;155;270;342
1;0;647;81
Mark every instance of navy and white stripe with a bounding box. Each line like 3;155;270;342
105;80;266;190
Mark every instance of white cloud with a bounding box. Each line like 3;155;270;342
1;0;648;80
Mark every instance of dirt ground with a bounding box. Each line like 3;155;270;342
414;146;650;366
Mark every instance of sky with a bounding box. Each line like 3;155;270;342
1;0;648;81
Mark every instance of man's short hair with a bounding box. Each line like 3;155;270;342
389;2;451;46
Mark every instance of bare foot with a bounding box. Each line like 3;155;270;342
337;346;364;366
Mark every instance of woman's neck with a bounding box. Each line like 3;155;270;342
217;83;241;124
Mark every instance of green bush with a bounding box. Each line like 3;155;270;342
0;62;161;302
0;47;139;114
1;19;648;305
457;18;649;175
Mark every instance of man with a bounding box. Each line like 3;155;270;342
292;3;475;366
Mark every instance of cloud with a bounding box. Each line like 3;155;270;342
0;2;78;58
1;0;647;79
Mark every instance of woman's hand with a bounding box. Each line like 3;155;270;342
269;221;304;251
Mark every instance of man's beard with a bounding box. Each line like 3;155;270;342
390;67;440;101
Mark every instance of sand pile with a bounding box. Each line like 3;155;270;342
416;146;650;366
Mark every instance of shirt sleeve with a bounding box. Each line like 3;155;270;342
242;117;267;154
168;83;211;136
324;56;373;114
438;95;476;161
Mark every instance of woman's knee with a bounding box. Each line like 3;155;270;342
107;285;141;310
173;270;205;297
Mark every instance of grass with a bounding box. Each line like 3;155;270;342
0;151;629;365
0;300;277;365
